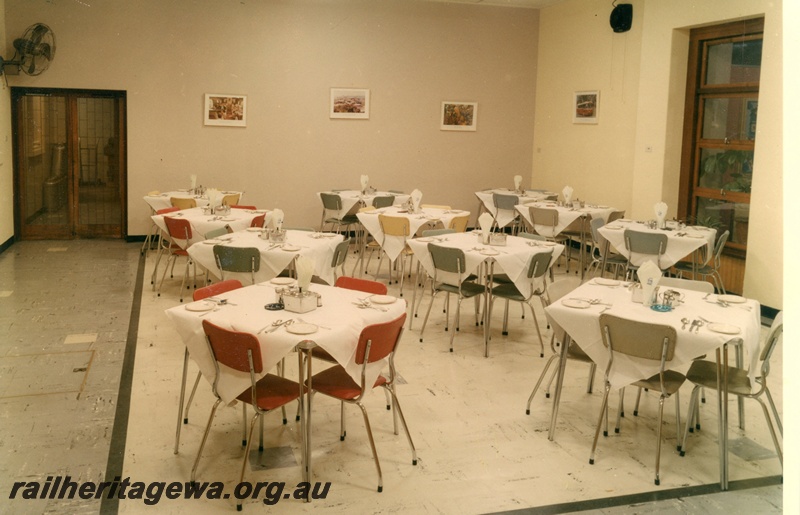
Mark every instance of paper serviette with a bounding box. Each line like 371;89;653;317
514;175;522;191
410;189;423;211
295;256;314;292
654;201;668;229
562;185;573;204
271;208;284;230
190;174;197;190
638;260;662;306
360;174;369;192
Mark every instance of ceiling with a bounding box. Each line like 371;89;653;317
425;0;564;8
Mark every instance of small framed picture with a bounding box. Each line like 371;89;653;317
573;91;599;124
204;94;246;127
330;88;370;119
441;101;477;131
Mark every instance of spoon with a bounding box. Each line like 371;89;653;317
681;318;690;330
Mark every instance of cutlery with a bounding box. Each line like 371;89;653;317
569;297;612;306
297;318;330;330
693;320;704;333
263;319;294;333
688;320;699;332
198;308;220;317
681;318;690;330
702;292;711;300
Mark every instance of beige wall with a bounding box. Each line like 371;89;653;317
0;0;13;245
534;0;783;309
3;0;539;235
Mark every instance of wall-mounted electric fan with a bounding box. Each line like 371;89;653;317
0;23;56;76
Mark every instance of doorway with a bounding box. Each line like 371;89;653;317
12;88;127;239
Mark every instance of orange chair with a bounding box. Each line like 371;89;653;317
231;204;257;210
193;320;302;511
150;206;182;286
174;280;244;455
250;214;266;228
157;216;197;302
334;276;388;295
307;313;416;492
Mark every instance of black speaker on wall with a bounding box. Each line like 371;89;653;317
610;4;633;33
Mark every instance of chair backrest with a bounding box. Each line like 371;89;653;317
544;194;559;201
428;243;465;275
599;314;677;362
335;276;388;295
250;214;266;228
657;277;714;293
320;192;342;211
518;232;546;242
624;229;667;257
156;206;181;215
213;246;260;274
222;193;241;206
193;279;243;301
164;216;192;240
421;228;455;237
543;277;582;342
448;215;470;232
170;197;197;210
354;313;407;365
760;311;783;368
372;195;395;208
712;230;730;266
331;238;350;268
205;227;229;240
589;217;611;254
421;204;451;210
526;249;554;279
203;319;263;374
379;214;410;237
493;193;519;211
531;206;558;227
231;204;256;210
286;227;315;231
607;210;626;223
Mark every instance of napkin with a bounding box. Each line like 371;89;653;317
562;185;574;204
514;175;522;191
271;208;284;230
410;189;423;212
190;174;197;190
654;202;668;229
206;188;222;209
295;256;314;292
638;260;662;307
360;174;369;192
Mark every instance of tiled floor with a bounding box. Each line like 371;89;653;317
0;241;783;513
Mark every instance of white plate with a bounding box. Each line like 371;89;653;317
605;226;623;230
686;234;705;239
202;240;221;245
286;323;318;335
562;299;591;309
371;295;397;305
480;249;499;256
185;300;216;312
718;294;747;304
246;227;262;232
540;241;557;246
281;245;300;251
219;217;236;222
594;278;620;286
270;277;295;285
416;237;433;242
707;323;741;335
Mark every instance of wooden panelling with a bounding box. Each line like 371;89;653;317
719;253;745;294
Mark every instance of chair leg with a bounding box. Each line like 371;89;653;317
385;386;418;465
418;291;440;343
356;401;383;493
764;387;783;436
191;398;222;482
654;395;666;485
633;387;643;416
755;397;783;467
586;363;596;393
183;371;203;423
674;390;682;452
589;383;611;465
238;412;260;511
680;385;701;456
527;300;545;358
242;403;247;446
615;388;625;434
450;297;464;353
340;401;347;441
525;354;559;414
174;349;191;454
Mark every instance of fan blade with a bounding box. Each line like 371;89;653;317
30;24;49;45
13;37;34;55
39;43;52;60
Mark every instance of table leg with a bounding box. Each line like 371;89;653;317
297;345;314;501
484;260;494;357
716;345;729;490
174;348;190;454
548;333;571;441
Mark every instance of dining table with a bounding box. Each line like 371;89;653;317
598;220;716;270
516;201;618;278
544;278;761;489
165;282;407;492
475;189;557;228
186;229;344;285
407;231;564;354
317;189;411;217
144;190;244;212
152;207;268;248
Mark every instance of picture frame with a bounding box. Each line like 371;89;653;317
573;91;599;124
204;94;247;127
441;101;477;131
330;88;370;119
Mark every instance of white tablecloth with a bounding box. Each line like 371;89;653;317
545;280;760;390
475;189;557;228
599;221;716;268
516;202;616;237
187;230;343;285
152;207;266;248
358;206;471;262
317;190;410;217
407;231;564;299
166;283;407;404
144;190;244;212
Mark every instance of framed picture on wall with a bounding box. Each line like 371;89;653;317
573;91;599;124
204;94;247;127
441;101;478;131
330;88;370;119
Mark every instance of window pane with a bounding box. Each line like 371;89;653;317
698;148;753;193
705;39;762;85
696;197;749;245
701;97;758;140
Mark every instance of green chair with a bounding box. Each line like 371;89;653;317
213;245;260;284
